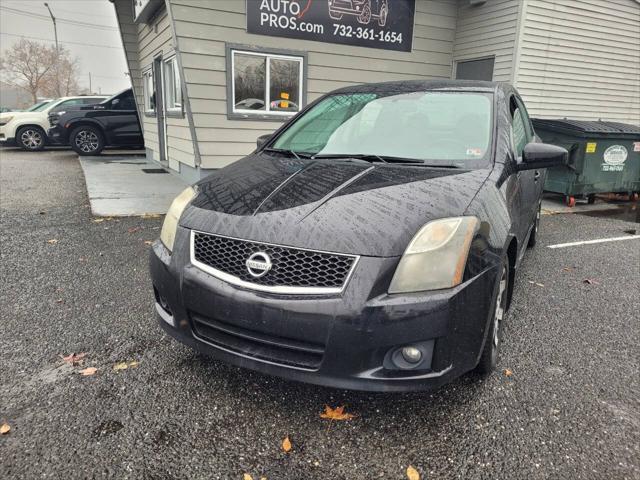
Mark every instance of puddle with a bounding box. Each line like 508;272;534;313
574;203;639;224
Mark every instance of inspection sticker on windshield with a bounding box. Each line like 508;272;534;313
586;142;597;153
466;148;483;156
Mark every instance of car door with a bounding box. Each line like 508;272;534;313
105;91;142;145
515;96;543;209
509;96;537;237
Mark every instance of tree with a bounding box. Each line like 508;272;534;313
0;38;80;102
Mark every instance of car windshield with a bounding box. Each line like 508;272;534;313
26;100;52;112
272;91;494;168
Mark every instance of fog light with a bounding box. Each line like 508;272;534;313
401;346;422;364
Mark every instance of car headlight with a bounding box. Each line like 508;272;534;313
0;116;13;126
160;186;197;252
388;216;480;293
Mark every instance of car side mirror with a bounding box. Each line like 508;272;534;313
257;134;271;149
519;143;568;171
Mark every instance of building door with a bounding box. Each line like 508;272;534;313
153;55;168;163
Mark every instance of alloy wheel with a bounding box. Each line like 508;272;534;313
20;129;43;149
75;130;99;153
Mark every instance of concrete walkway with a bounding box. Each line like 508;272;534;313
79;155;187;216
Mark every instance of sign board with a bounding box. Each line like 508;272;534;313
247;0;415;52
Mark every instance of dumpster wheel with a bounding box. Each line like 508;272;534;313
565;195;576;208
631;193;639;202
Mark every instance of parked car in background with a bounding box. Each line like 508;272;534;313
151;80;568;392
0;96;106;151
48;88;143;156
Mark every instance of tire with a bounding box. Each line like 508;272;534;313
475;257;509;375
527;203;541;248
587;194;596;205
357;1;372;24
16;126;46;151
71;126;104;156
378;3;388;26
328;9;343;20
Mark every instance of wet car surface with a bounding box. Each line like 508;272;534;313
151;80;568;391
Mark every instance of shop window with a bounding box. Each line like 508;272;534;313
456;57;495;81
163;56;183;115
143;68;155;114
228;47;305;119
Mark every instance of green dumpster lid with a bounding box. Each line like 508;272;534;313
532;118;640;138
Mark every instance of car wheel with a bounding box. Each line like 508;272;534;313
71;126;104;156
527;203;541;248
475;258;509;374
357;1;372;24
378;3;388;26
16;126;46;151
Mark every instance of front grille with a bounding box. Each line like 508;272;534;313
192;231;357;293
191;312;324;370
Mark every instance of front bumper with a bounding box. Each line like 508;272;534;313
150;227;499;392
0;125;14;145
46;126;67;145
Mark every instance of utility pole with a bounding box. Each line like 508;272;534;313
44;2;60;96
89;72;92;93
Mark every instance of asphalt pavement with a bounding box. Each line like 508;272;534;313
1;148;638;480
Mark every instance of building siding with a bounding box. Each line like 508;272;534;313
515;0;640;124
453;0;522;82
170;0;459;170
114;0;197;172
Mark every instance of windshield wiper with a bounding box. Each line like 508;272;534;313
312;153;424;164
263;147;311;159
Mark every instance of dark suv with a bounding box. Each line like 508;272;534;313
48;88;143;155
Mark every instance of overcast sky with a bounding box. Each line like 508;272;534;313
0;0;130;95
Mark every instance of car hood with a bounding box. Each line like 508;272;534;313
0;111;44;122
181;154;490;257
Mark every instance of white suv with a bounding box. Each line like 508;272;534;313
0;96;107;151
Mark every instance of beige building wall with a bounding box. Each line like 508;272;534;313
514;0;640;124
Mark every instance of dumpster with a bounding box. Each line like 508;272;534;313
532;119;640;206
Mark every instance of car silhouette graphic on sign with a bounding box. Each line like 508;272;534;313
328;0;389;26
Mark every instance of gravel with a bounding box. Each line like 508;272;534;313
1;148;638;479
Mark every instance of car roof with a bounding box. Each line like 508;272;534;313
331;79;504;95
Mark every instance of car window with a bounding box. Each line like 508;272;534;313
26;100;52;112
82;97;103;104
113;92;136;110
273;91;494;168
511;109;527;158
515;96;534;141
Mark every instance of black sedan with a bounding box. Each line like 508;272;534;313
150;80;567;392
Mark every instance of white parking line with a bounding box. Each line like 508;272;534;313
547;235;640;249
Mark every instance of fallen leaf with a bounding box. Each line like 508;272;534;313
406;465;420;480
113;362;128;371
61;352;86;366
128;360;140;368
562;267;574;272
46;239;58;244
583;278;600;285
140;213;161;219
504;368;513;377
39;210;46;215
92;218;105;223
79;367;97;376
127;227;142;233
282;436;292;452
243;474;253;480
320;405;355;421
143;240;153;246
0;423;10;435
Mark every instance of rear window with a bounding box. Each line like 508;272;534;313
273;91;494;168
